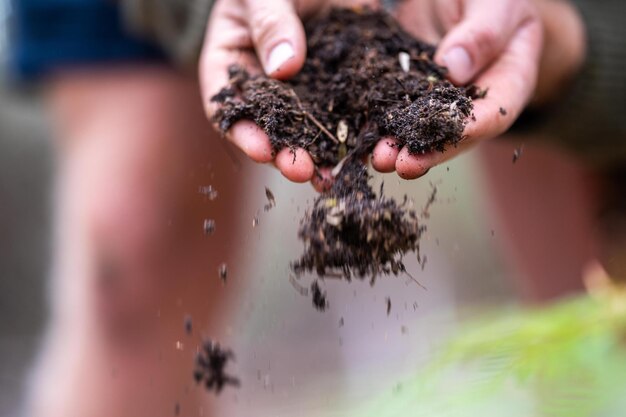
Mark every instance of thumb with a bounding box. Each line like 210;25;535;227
435;0;532;85
245;0;307;80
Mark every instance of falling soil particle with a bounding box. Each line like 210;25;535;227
213;8;480;294
193;339;240;394
199;185;218;201
421;184;438;220
264;187;276;212
218;263;228;284
203;219;216;235
311;281;328;311
184;315;193;335
513;145;524;164
386;297;392;316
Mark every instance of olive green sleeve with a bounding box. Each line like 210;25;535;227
119;0;215;68
518;0;626;167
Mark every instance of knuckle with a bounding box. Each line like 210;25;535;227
250;10;282;46
435;0;462;28
467;26;500;56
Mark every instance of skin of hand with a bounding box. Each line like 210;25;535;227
372;0;586;180
371;0;545;179
199;0;378;189
200;0;584;187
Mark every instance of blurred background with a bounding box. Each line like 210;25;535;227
0;1;624;417
0;1;51;410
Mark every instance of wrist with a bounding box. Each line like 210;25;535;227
532;0;587;106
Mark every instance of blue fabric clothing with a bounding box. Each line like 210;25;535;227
9;0;165;79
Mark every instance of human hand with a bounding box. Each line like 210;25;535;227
200;0;377;187
371;0;544;179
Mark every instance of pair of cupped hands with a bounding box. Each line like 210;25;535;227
200;0;573;191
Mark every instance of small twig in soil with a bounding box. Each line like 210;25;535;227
290;87;340;144
304;111;340;144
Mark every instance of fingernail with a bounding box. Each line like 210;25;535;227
442;46;473;84
266;41;295;75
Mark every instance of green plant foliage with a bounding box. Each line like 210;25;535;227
353;284;626;417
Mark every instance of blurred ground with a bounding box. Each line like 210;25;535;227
0;82;51;417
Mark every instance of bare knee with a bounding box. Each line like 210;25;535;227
50;69;213;337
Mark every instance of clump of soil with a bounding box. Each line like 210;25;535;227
311;281;328;311
193;339;240;394
213;8;479;284
291;161;423;280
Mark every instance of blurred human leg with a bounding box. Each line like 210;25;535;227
478;138;600;302
27;66;249;417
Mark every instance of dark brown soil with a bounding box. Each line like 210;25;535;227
213;8;480;289
213;8;477;164
193;339;240;394
310;280;328;311
291;161;424;281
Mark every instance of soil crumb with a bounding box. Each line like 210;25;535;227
264;187;276;211
184;315;193;335
213;8;479;286
193;339;240;394
311;281;328;311
218;263;228;284
199;185;218;201
513;145;524;164
203;219;216;235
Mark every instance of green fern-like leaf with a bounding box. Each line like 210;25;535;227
352;285;626;417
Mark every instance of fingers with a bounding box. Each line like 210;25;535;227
244;0;307;79
275;147;315;183
395;147;430;180
396;141;473;178
228;121;274;163
435;0;534;85
464;18;543;142
199;0;312;183
371;138;400;173
394;0;442;44
395;19;542;175
200;1;275;163
382;0;542;178
311;167;333;193
200;0;260;120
